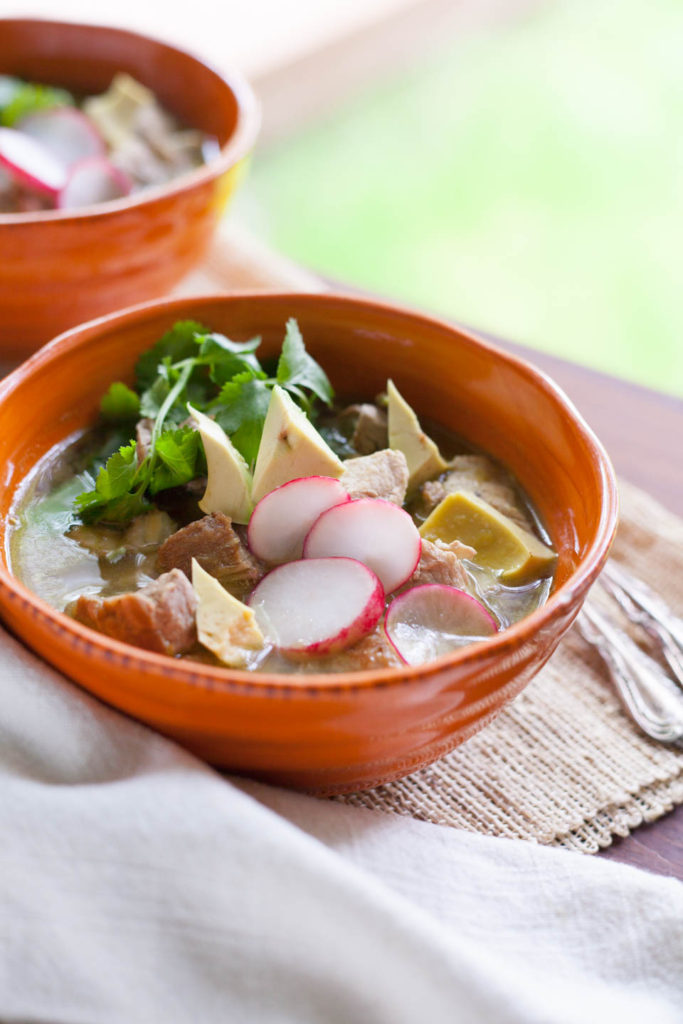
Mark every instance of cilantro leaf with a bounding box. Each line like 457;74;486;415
149;427;204;494
100;382;140;423
93;443;139;500
72;490;108;517
135;320;209;391
185;370;213;409
0;80;74;127
75;317;336;524
214;373;272;465
199;332;263;386
74;443;151;524
139;375;172;419
78;489;152;525
139;356;205;425
276;318;333;407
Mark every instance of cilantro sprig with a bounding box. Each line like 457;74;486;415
75;318;333;525
0;76;74;127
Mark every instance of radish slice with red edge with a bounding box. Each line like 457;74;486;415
384;584;498;666
57;157;132;209
303;497;421;594
248;476;351;565
248;557;384;656
17;108;105;168
0;126;67;196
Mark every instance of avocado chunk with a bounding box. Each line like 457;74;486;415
189;405;253;525
251;386;343;503
387;379;448;490
192;559;264;667
419;490;556;584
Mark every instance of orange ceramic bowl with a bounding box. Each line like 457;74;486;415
0;19;259;359
0;294;617;793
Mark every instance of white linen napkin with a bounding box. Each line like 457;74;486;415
1;626;681;1024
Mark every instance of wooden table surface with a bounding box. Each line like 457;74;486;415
474;329;683;880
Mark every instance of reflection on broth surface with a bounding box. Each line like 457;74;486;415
9;319;556;673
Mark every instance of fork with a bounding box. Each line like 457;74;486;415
576;564;683;747
601;560;683;686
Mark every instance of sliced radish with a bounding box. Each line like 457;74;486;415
303;498;421;594
248;476;351;565
385;584;498;666
248;557;384;655
17;108;106;169
0;126;67;196
57;157;132;209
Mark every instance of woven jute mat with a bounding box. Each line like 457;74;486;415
335;482;683;853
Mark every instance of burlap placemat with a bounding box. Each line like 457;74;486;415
184;228;683;852
334;482;683;852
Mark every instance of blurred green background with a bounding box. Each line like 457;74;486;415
240;0;683;397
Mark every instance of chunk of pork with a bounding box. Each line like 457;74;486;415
418;455;530;531
157;512;264;599
341;403;388;455
340;449;409;506
407;538;474;591
302;625;403;672
73;569;196;655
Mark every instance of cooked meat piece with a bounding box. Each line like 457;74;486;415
68;523;126;559
157;512;264;599
340;449;409;506
300;625;403;672
405;538;471;590
417;454;530;531
123;510;177;552
0;171;14;212
0;170;53;213
185;476;208;497
69;510;176;558
135;103;204;172
73;569;197;655
437;537;477;561
135;417;154;465
110;133;173;187
70;513;174;595
340;403;388;455
350;626;403;669
419;480;446;513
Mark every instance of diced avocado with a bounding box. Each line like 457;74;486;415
251;386;343;503
188;405;253;524
386;379;448;490
419;490;556;584
192;559;264;667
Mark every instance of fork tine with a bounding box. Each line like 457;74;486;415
600;563;683;688
577;603;683;746
603;561;683;647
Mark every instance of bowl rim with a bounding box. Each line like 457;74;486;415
0;17;260;226
0;291;619;696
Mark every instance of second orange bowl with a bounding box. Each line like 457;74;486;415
0;19;259;358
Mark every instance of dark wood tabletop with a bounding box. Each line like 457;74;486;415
474;328;683;880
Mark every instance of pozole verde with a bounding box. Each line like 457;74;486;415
9;319;556;673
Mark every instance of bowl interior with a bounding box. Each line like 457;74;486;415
0;19;240;145
0;293;613;608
